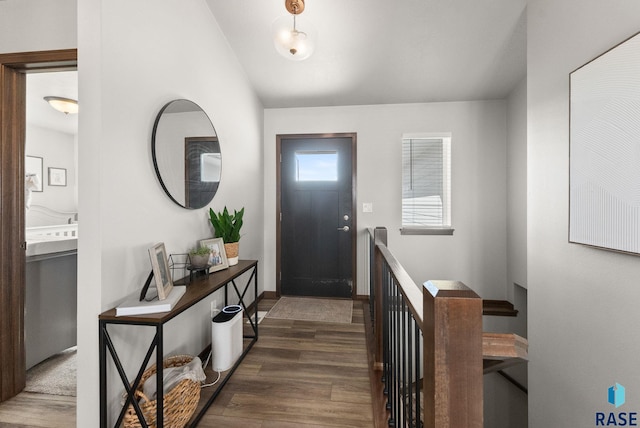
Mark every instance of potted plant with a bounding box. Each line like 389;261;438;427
208;206;244;266
188;246;211;268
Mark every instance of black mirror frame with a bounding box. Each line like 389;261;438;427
151;99;221;209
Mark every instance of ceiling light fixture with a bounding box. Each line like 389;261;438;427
44;96;78;115
273;0;316;61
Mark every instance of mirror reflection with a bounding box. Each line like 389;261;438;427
152;99;221;209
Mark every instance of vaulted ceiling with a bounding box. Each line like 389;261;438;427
206;0;527;108
27;1;527;133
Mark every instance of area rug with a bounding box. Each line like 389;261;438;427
25;347;76;397
265;297;353;324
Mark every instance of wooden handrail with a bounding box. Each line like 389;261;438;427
375;243;424;328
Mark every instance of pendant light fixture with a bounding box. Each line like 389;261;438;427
273;0;316;61
44;96;78;115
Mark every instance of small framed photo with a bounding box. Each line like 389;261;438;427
199;238;229;273
48;167;67;186
148;243;174;300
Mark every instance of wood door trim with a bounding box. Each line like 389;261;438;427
275;132;357;299
0;49;77;71
0;49;77;403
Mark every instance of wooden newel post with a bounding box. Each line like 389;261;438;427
373;227;387;370
422;280;483;428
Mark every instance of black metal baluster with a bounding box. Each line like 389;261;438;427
407;306;413;428
401;296;408;428
382;263;389;391
388;274;396;427
369;233;375;324
415;319;423;428
391;281;397;427
395;279;401;427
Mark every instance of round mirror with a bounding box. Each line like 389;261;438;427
152;99;221;209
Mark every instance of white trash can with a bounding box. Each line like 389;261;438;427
211;305;243;371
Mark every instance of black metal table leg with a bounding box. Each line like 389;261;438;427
99;260;259;428
156;324;164;427
99;321;107;428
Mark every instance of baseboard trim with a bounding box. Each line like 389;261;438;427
262;291;277;300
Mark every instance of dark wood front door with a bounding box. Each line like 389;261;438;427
277;134;356;298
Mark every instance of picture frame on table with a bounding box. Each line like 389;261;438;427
199;237;229;273
148;242;174;300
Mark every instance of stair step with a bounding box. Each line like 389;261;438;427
482;332;528;374
482;300;519;317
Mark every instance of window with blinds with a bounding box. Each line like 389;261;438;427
401;134;452;233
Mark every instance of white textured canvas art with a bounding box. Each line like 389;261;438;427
570;32;640;254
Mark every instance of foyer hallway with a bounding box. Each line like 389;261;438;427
0;299;374;428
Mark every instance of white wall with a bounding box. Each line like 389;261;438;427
77;0;264;425
264;101;508;300
528;1;640;426
483;75;528;428
507;77;528;294
0;0;76;53
25;125;77;221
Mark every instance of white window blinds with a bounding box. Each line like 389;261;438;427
402;134;452;228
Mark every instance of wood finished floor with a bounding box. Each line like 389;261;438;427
0;298;374;428
0;392;76;428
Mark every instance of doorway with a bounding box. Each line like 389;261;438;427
0;49;77;403
276;133;357;298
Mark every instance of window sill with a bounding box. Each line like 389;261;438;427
400;227;455;236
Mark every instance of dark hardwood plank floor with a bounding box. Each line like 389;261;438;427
0;392;76;427
197;299;373;427
0;298;373;427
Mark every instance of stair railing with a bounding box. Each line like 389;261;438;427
367;227;483;428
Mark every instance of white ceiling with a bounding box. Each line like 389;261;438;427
206;0;527;108
27;71;78;136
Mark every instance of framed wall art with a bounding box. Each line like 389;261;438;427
569;31;640;255
48;167;67;186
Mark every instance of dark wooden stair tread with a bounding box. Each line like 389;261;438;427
482;332;528;374
482;299;519;317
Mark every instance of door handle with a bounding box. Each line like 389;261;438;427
337;226;350;232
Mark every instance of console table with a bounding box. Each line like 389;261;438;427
98;259;258;427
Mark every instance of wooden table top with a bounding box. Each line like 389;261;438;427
99;259;257;324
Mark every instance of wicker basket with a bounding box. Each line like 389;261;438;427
123;355;201;428
224;242;239;259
